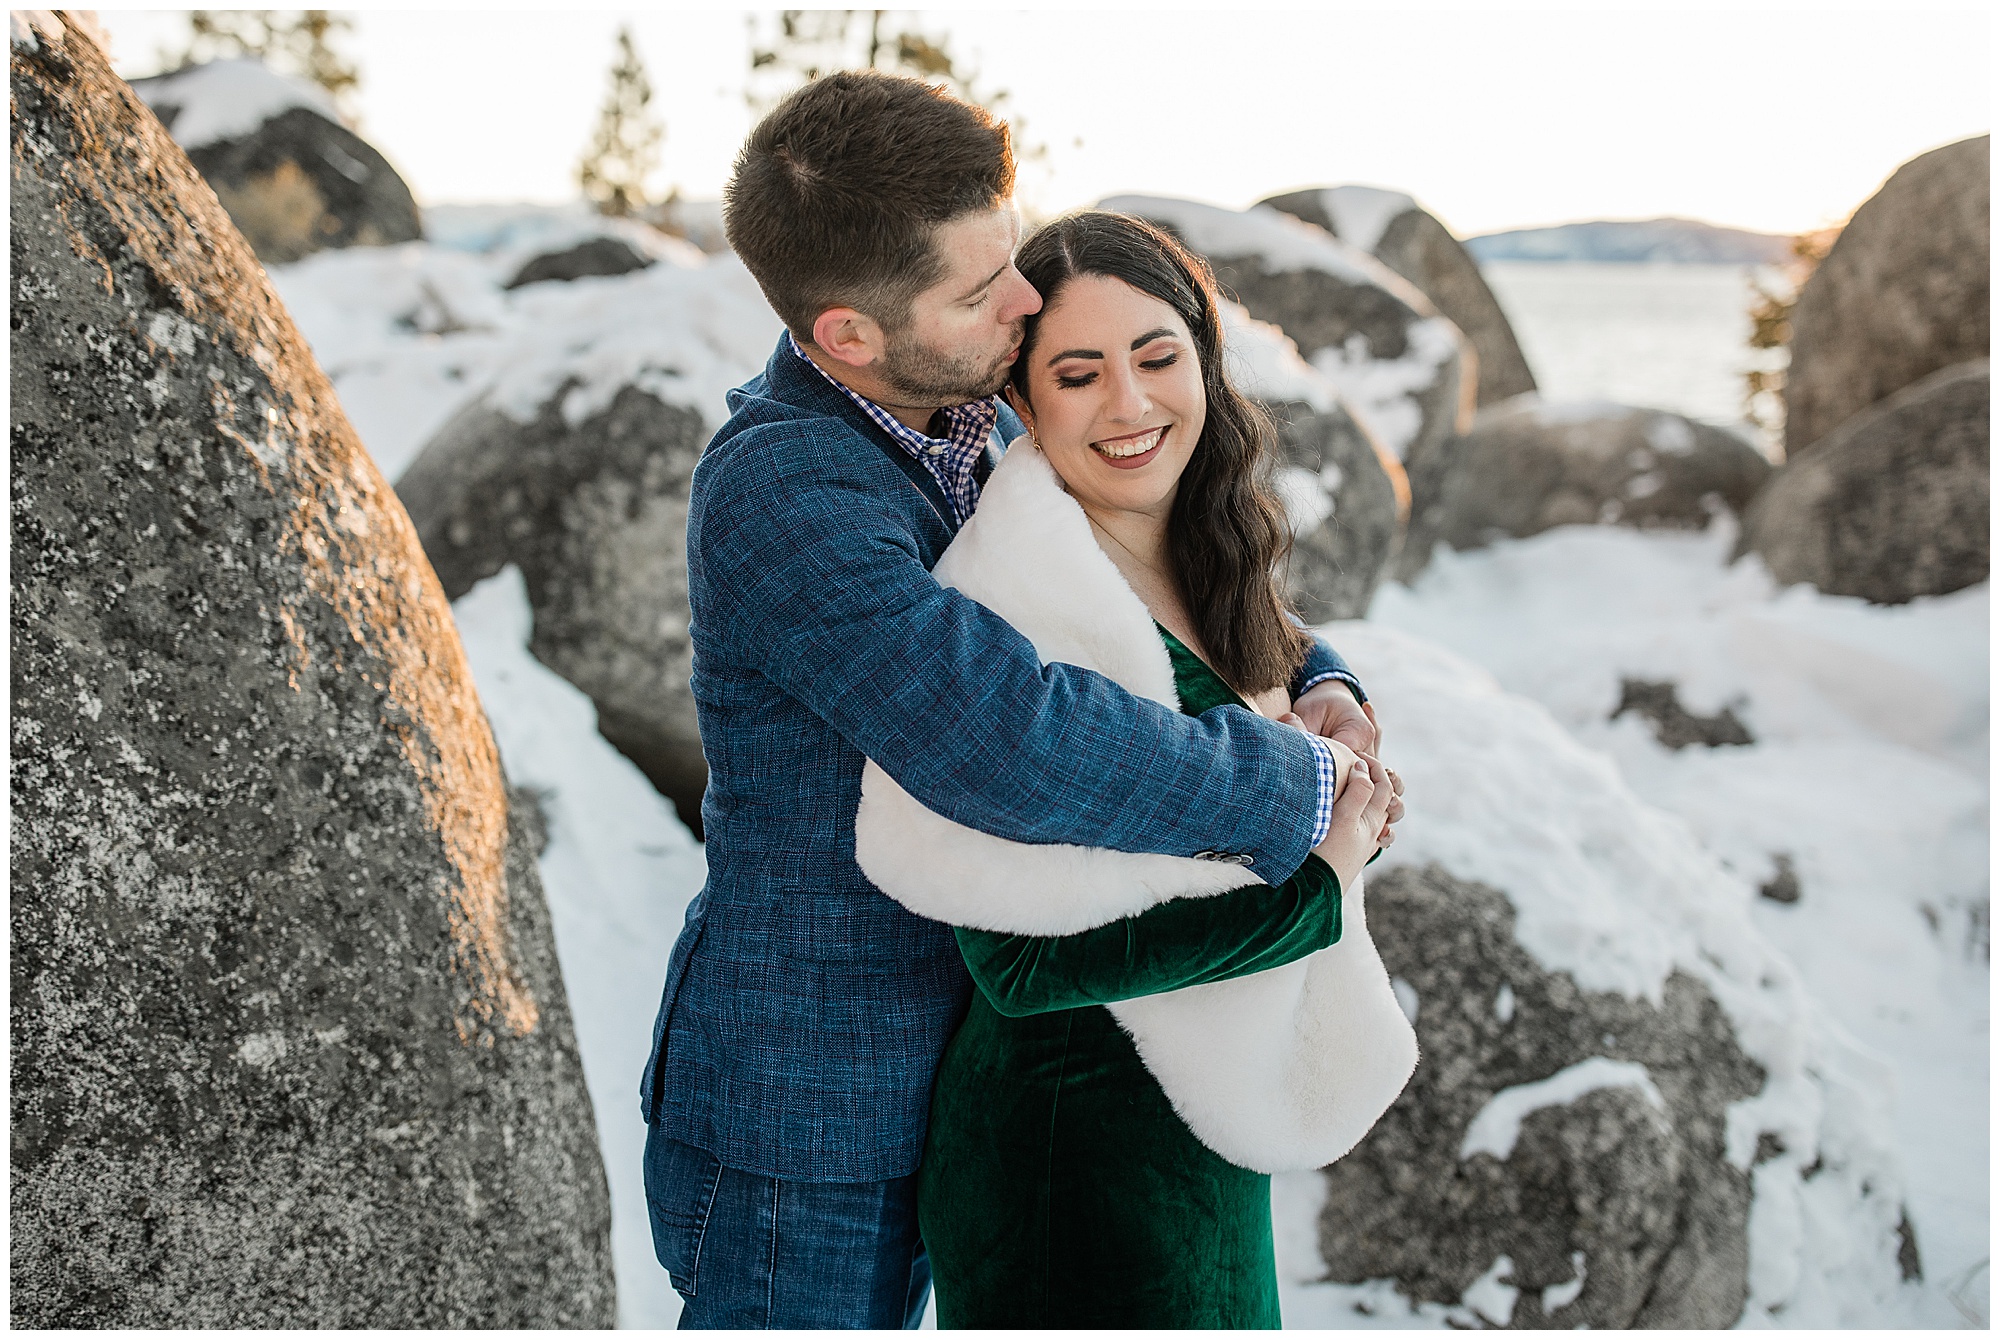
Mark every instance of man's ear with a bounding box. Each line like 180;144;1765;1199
810;307;884;370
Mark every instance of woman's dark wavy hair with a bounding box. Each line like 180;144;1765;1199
1010;211;1311;694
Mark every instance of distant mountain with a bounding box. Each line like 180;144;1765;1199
1465;218;1792;265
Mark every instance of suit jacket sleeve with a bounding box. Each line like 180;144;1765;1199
1289;619;1367;704
690;428;1323;883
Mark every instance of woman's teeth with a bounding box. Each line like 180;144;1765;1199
1093;427;1166;459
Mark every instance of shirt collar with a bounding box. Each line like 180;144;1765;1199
784;330;998;453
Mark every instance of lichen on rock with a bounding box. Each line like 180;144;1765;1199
10;16;611;1326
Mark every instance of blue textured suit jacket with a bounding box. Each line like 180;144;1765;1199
640;336;1364;1181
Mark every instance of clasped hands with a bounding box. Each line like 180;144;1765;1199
1280;680;1404;890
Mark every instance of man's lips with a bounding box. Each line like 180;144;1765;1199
1090;425;1168;470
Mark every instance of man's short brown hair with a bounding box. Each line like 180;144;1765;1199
724;71;1016;339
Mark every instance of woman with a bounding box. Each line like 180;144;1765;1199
854;211;1415;1328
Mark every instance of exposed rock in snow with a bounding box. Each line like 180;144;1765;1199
1740;359;1989;605
1102;195;1475;585
1326;865;1763;1327
1298;623;1929;1327
506;235;655;290
1219;302;1406;619
1263;185;1538;406
1784;135;1989;459
132;59;420;263
1436;396;1771;551
399;384;714;833
10;21;610;1325
1612;677;1756;750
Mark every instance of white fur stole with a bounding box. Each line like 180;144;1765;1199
853;440;1417;1173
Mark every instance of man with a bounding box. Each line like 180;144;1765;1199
640;71;1391;1328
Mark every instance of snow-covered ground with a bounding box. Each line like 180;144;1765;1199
265;212;1987;1329
1337;524;1988;1328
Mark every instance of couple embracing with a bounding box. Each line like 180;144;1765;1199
640;70;1417;1330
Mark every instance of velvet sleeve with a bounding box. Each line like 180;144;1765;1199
954;856;1343;1018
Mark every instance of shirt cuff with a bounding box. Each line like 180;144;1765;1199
1298;669;1367;704
1305;733;1341;848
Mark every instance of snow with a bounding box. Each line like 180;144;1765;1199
1322;185;1418;255
267;227;778;481
1460;1254;1519;1326
452;567;704;1330
1355;521;1986;1327
1273;466;1337;535
1458;1057;1667;1162
1219;300;1340;414
1100;193;1393;290
1310;316;1463;459
1211;261;1454;463
133;58;339;149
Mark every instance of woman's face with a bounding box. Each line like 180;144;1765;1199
1010;274;1206;522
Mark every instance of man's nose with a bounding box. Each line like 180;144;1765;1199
1000;268;1041;321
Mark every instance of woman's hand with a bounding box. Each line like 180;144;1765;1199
1310;752;1396;893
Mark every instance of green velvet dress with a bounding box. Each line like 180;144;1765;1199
918;628;1345;1329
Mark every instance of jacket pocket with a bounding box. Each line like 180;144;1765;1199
643;1131;723;1298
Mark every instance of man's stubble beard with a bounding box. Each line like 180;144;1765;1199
877;319;1025;408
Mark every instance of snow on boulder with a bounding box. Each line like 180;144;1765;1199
1221;302;1406;619
1299;623;1919;1327
1740;359;1989;605
1262;185;1537;406
396;254;782;834
132;58;421;263
1104;194;1476;583
1784;135;1989;459
1435;397;1771;550
11;18;609;1325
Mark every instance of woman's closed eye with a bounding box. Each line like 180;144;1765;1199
1054;350;1181;389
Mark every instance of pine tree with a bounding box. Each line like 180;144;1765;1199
172;11;360;116
578;27;666;219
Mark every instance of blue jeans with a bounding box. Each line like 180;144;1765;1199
644;1124;931;1329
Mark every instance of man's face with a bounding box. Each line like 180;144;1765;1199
875;206;1043;407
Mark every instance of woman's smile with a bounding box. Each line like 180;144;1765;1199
1092;425;1169;467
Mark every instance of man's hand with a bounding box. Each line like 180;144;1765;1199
1311;752;1396;891
1287;680;1404;846
1291;679;1377;756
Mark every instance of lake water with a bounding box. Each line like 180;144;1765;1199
1481;261;1786;459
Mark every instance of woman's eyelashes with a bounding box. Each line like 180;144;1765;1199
1052;349;1181;390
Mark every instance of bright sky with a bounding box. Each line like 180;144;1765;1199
98;7;1991;237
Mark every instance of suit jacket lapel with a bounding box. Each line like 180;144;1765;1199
764;340;958;532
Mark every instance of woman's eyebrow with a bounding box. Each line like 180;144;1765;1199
1047;328;1182;366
